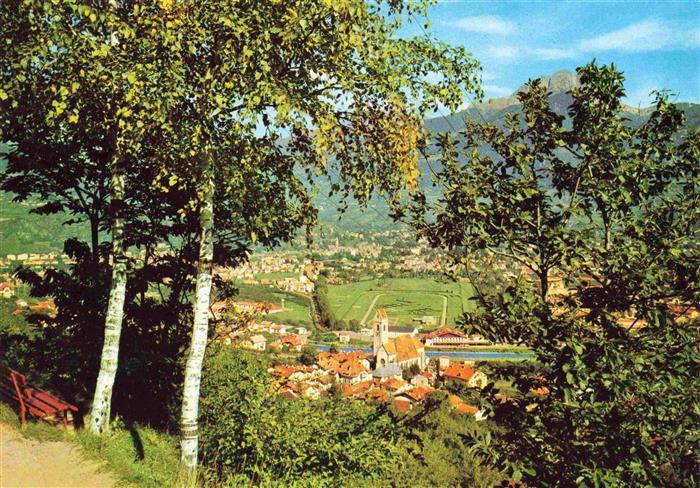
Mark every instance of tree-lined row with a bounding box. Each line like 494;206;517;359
0;0;479;479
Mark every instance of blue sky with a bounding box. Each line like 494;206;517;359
402;0;699;108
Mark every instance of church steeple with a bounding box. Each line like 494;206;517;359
373;308;389;357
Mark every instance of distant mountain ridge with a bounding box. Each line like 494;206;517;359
424;69;699;134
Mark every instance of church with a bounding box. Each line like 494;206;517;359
373;309;427;370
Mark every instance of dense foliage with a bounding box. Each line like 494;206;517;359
198;346;503;487
408;62;700;486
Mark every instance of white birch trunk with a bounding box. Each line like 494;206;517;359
179;153;215;477
89;151;127;434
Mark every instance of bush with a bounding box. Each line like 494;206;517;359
299;346;318;366
198;346;402;486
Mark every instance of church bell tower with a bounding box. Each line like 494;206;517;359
373;308;389;357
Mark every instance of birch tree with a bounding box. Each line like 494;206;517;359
162;0;481;478
0;0;173;433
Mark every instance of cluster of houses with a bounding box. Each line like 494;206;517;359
217;257;320;294
1;282;58;318
269;309;488;419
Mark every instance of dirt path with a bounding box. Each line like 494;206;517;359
0;422;117;487
360;293;384;326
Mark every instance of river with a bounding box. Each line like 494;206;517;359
312;343;534;361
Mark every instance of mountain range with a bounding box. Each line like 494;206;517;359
316;70;699;232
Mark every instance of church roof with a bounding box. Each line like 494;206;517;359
388;326;417;333
383;335;424;363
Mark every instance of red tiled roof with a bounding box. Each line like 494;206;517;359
448;394;463;407
337;360;367;379
443;364;477;382
393;398;412;413
29;300;57;313
281;335;301;346
383;377;407;391
376;308;388;321
424;327;467;340
279;389;298;399
344;351;369;362
455;403;479;415
401;385;434;402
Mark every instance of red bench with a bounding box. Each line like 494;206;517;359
0;365;77;428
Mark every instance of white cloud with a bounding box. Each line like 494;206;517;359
451;15;516;36
484;45;520;60
532;48;576;60
483;84;514;97
579;20;696;52
480;70;499;82
623;84;660;108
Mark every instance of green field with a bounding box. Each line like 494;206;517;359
0;193;93;256
328;277;476;328
233;282;313;327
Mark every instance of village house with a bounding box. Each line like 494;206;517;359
373;309;427;370
448;394;487;421
244;334;267;352
336;361;371;384
381;377;411;395
442;363;488;389
268;323;287;335
410;372;431;387
337;332;351;343
279;335;302;352
423;327;490;347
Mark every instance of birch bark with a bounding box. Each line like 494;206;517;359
179;150;215;475
89;147;127;434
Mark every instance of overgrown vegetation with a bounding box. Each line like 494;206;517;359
408;62;700;486
198;346;504;487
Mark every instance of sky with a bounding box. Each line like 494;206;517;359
400;0;700;108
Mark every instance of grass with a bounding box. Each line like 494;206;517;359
327;277;477;327
75;423;179;487
0;402;179;487
234;282;314;327
0;192;93;256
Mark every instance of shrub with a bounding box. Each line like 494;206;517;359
198;346;402;485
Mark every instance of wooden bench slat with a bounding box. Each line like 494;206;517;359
1;364;77;427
